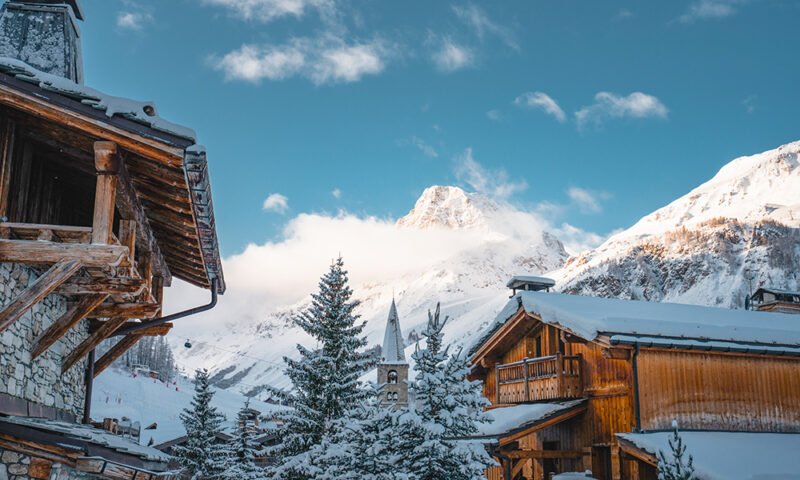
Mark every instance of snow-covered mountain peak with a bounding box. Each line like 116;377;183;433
397;185;498;231
613;140;800;243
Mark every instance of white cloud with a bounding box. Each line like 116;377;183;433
575;92;668;128
554;222;607;255
514;91;566;123
454;148;527;199
678;0;744;23
263;193;289;213
452;4;518;50
407;136;438;158
615;8;634;20
202;0;333;22
431;38;474;73
332;189;342;199
212;36;390;85
742;95;756;114
486;109;502;121
567;187;610;214
116;11;152;30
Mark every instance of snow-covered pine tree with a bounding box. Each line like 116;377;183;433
397;303;495;480
219;400;264;480
657;421;696;480
174;369;226;480
307;384;402;480
266;257;373;480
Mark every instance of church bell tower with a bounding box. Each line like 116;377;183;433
378;299;409;407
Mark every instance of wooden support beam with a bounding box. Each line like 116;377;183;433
94;333;145;377
506;449;584;460
0;118;14;219
510;459;526;479
115;153;171;286
56;277;146;296
87;302;161;319
118;220;136;266
0;240;131;267
0;223;92;243
62;317;127;373
89;319;172;336
91;141;118;245
0;260;82;334
31;294;108;359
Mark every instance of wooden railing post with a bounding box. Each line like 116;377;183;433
92;142;118;245
523;358;530;402
556;352;564;398
495;363;500;405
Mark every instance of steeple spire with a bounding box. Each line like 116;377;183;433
381;298;405;363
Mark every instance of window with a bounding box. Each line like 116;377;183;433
535;335;542;358
387;370;398;384
386;392;398;401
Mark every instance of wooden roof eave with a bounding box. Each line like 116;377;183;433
495;401;588;448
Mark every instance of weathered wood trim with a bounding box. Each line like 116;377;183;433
0;260;82;334
31;294;108;359
617;439;658;467
0;117;15;217
498;403;588;447
0;240;132;267
92;142;118;245
56;278;146;296
505;449;583;459
62;317;128;373
0;435;79;466
94;333;145;377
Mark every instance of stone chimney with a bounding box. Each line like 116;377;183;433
0;0;84;83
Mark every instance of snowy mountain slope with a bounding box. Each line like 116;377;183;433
556;140;800;307
171;186;568;394
92;368;285;446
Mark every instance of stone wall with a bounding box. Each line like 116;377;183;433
0;263;88;419
378;363;409;407
0;446;95;480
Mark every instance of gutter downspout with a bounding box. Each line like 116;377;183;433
83;349;95;424
632;343;641;432
112;278;218;336
488;444;512;480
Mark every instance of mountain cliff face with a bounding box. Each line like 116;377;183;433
556;141;800;307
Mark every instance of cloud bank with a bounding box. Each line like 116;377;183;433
514;91;566;122
263;193;289;213
575;92;668;128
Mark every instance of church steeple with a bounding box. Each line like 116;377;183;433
381;299;405;363
378;299;409;407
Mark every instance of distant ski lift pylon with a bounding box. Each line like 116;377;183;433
184;339;192;349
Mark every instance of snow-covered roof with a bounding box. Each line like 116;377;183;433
0;415;170;463
506;275;556;290
0;57;197;142
470;292;800;358
618;431;800;480
381;299;406;364
475;399;586;439
553;473;596;480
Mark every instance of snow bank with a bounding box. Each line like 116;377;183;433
478;400;586;437
618;431;800;480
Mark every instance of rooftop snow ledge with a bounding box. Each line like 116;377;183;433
0;57;197;143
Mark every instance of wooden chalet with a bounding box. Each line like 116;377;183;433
749;287;800;314
468;278;800;480
0;1;224;479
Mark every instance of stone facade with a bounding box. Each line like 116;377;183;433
0;262;88;418
378;363;409;407
0;446;96;480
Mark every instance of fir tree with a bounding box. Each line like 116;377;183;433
397;303;495;480
267;257;373;480
174;369;226;480
657;421;696;480
308;385;403;480
220;400;265;480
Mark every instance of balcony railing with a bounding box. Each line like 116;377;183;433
495;353;583;404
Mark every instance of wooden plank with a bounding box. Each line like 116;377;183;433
116;154;171;285
0;239;131;267
91;319;172;336
62;317;128;373
0;260;81;334
0;436;78;466
506;449;583;459
0;118;15;218
0;223;93;243
56;277;146;295
31;294;108;359
92;142;118;245
94;332;146;377
88;302;161;319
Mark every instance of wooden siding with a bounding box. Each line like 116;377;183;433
637;349;800;432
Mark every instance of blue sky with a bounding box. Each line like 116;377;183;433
81;0;800;257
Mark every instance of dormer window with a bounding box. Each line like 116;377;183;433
388;370;398;384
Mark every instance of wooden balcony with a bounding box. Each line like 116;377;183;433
495;353;583;404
